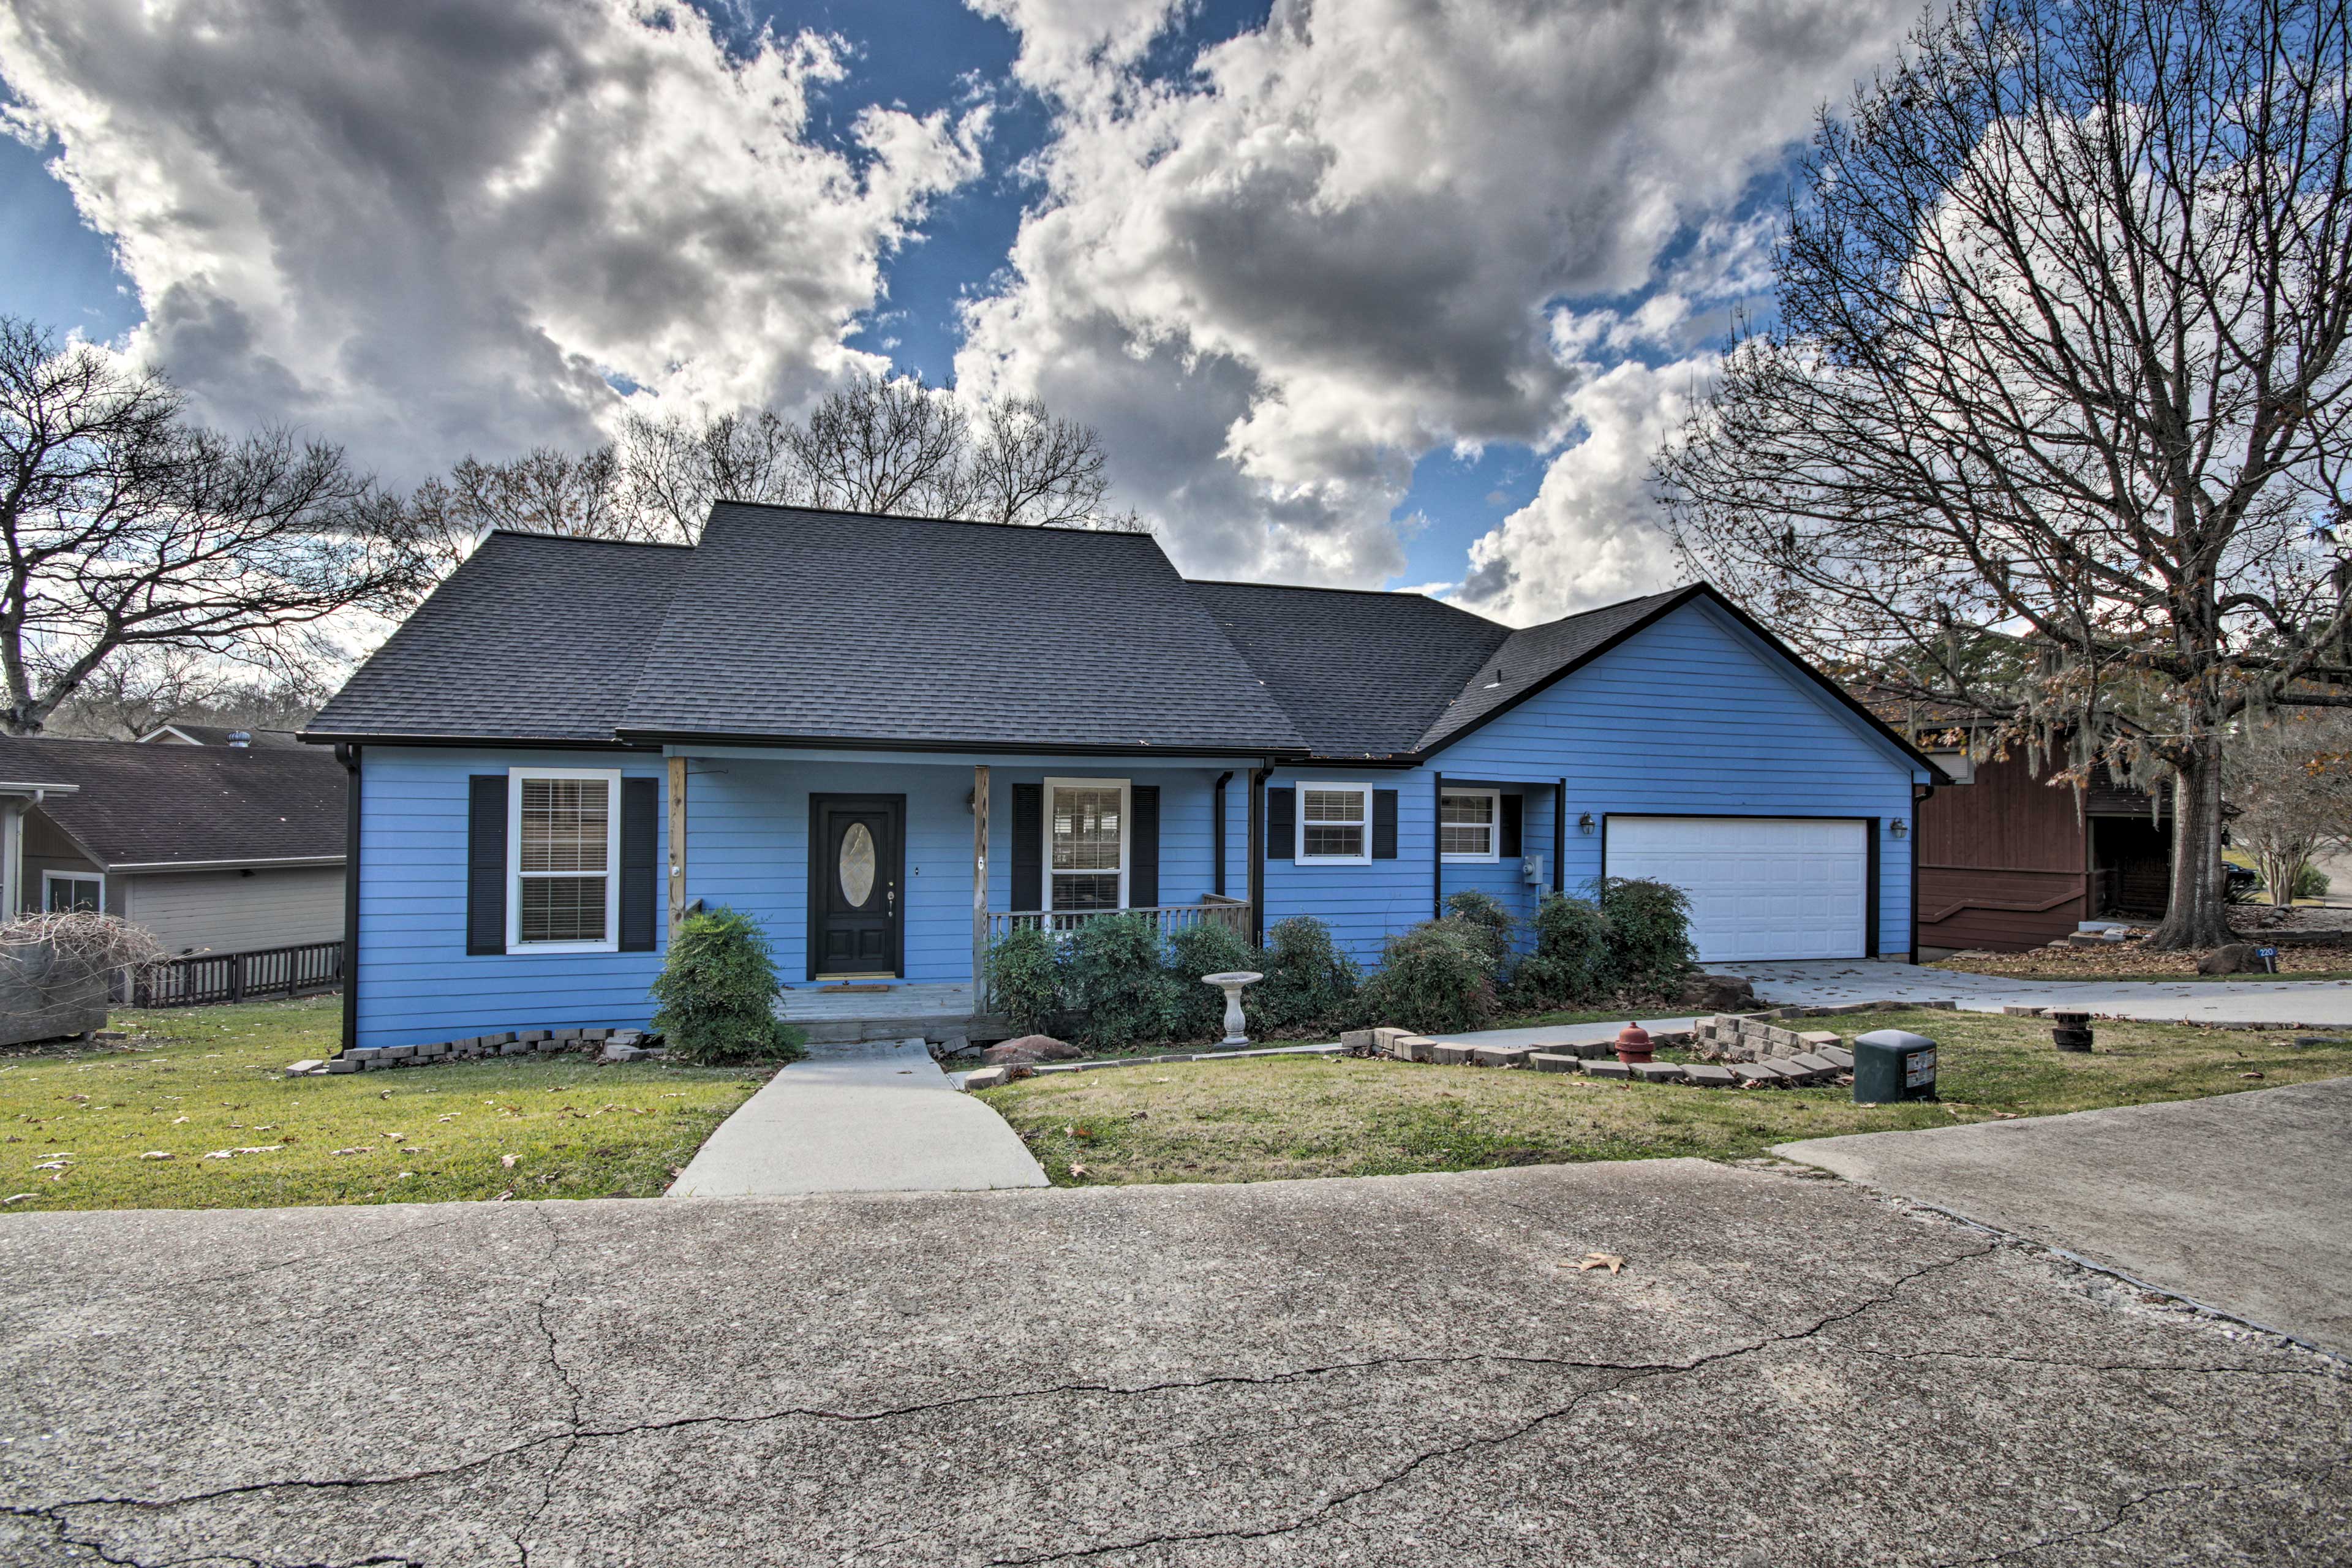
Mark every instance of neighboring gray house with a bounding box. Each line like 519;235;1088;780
0;734;346;956
138;723;306;749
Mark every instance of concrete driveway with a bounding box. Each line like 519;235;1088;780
1777;1077;2352;1358
3;1163;2345;1566
1744;958;2352;1026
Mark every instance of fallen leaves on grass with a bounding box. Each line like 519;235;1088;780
1572;1252;1626;1275
202;1146;282;1159
137;1151;172;1161
500;1153;519;1169
330;1147;374;1156
2;1193;31;1205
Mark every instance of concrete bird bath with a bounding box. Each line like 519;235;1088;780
1201;970;1264;1049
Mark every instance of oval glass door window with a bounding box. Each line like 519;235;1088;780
839;823;877;907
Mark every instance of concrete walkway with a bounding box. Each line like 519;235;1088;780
1741;957;2352;1025
666;1038;1047;1197
1776;1077;2352;1357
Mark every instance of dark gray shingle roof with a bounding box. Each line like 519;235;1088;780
1416;587;1692;751
308;533;693;742
1188;581;1510;758
613;505;1306;753
0;735;345;867
141;723;303;748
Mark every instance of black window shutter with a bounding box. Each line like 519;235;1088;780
466;775;507;956
1500;794;1523;859
1265;786;1294;860
1128;786;1159;907
1011;783;1043;910
1373;790;1398;859
619;777;658;952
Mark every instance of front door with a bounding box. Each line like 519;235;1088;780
809;794;904;979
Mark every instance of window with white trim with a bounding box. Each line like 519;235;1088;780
509;769;620;951
1440;788;1502;863
1046;778;1128;911
1297;783;1373;864
42;870;102;913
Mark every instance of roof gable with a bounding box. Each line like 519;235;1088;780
0;735;346;867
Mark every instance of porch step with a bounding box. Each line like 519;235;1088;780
794;1014;1014;1046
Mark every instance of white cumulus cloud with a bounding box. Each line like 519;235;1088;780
0;0;986;480
957;0;1910;608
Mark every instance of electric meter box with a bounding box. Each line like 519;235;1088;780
1852;1029;1939;1103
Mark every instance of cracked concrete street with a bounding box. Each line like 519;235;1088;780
1;1161;2346;1566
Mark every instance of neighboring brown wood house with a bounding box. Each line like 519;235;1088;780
1872;699;2174;955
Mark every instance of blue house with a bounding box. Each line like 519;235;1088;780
304;503;1943;1050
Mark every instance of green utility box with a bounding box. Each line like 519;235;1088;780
1853;1028;1939;1103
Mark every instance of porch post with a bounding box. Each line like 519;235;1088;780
971;764;990;993
666;754;688;940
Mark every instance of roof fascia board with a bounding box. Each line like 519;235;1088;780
0;781;80;797
621;729;1309;760
108;854;347;875
664;742;1287;769
298;732;661;752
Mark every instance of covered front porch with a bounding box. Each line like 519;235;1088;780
665;745;1261;1017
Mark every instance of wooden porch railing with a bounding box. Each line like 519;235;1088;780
132;940;345;1009
974;897;1251;1011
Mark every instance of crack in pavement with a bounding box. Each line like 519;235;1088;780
516;1205;586;1568
982;1243;2005;1566
1931;1452;2352;1565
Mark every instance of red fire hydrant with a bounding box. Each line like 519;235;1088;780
1615;1023;1654;1065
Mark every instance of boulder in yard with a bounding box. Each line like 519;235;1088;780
985;1035;1081;1065
1683;973;1757;1011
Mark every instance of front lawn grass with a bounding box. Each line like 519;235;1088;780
0;995;767;1212
977;1008;2352;1186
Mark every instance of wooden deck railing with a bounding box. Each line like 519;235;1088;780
975;898;1251;1011
132;940;345;1009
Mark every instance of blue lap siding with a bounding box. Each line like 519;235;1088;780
1262;598;1926;968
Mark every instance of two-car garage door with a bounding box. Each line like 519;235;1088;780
1605;816;1869;962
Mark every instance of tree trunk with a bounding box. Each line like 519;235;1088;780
2146;744;2234;949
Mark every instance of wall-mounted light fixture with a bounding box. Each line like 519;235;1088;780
1577;812;1596;835
1890;817;1908;839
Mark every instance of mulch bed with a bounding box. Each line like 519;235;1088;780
1933;931;2352;979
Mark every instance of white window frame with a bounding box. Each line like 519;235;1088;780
1440;788;1504;864
42;869;103;913
1043;777;1131;913
1295;780;1376;865
507;767;622;954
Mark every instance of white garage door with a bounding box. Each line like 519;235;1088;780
1606;816;1868;962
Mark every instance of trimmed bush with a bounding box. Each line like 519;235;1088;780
984;924;1060;1036
649;907;805;1065
1167;919;1259;1038
1061;912;1185;1049
1597;877;1697;996
1252;915;1360;1032
1443;889;1515;979
1512;891;1612;1006
1360;916;1496;1035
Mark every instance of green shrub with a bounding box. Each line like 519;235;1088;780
1061;912;1185;1049
1360;916;1496;1035
1167;919;1260;1038
1598;877;1697;996
1443;889;1516;979
1512;891;1612;1006
984;924;1061;1036
2294;861;2332;900
1252;914;1362;1033
648;907;805;1066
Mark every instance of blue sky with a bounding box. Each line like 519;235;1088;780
0;0;1904;620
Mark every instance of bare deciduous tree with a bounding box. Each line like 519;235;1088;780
2227;711;2352;904
0;318;429;736
1659;0;2352;948
410;370;1144;571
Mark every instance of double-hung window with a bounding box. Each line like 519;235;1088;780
1440;788;1502;863
1297;783;1373;864
508;769;620;952
1046;778;1128;911
43;870;102;913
